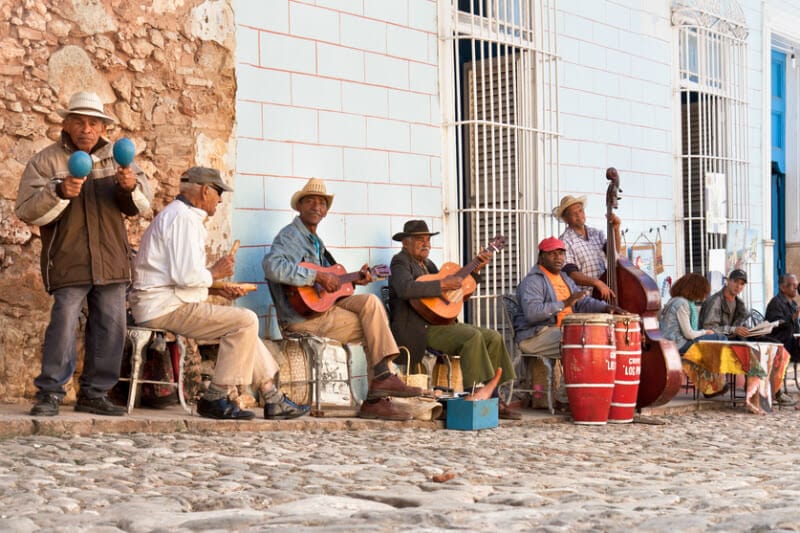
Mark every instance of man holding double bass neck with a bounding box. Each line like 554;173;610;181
387;220;518;418
554;167;624;302
262;178;422;421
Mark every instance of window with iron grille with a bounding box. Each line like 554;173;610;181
440;0;560;330
673;0;749;275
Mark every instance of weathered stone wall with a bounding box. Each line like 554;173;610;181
0;0;236;403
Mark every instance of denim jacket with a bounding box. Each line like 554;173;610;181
262;216;335;327
513;264;608;343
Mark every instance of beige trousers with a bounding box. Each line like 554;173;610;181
141;302;279;388
285;294;398;367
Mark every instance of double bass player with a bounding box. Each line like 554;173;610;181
553;167;624;303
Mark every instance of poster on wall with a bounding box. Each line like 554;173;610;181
705;172;727;234
725;223;746;272
629;244;657;281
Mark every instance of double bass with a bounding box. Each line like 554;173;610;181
600;168;683;408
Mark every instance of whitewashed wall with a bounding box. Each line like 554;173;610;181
228;0;793;330
556;1;676;296
231;0;441;335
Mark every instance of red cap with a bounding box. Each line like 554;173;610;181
538;236;566;252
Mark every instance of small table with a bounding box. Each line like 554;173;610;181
683;340;789;413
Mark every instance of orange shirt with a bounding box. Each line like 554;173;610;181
542;268;572;326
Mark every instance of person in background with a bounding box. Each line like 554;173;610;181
698;269;751;339
764;274;799;406
16;91;153;417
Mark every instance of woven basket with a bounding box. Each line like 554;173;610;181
432;355;463;392
399;347;429;390
275;338;311;405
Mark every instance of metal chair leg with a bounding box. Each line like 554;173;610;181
126;328;154;414
543;357;555;415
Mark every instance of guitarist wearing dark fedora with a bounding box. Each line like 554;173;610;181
387;220;519;419
263;178;422;421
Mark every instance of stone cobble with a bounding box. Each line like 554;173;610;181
1;409;799;531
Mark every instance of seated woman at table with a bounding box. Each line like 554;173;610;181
659;273;728;354
659;273;732;400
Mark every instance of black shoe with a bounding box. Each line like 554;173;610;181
30;393;60;417
75;394;127;416
196;397;255;420
264;394;310;420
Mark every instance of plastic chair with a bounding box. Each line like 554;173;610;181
122;326;190;414
499;293;557;414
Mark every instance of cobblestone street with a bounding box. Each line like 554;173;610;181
1;407;799;531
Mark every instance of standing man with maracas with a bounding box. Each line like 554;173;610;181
15;91;153;417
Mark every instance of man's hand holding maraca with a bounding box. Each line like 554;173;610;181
113;137;137;191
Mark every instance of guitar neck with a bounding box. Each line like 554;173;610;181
337;271;366;285
455;258;481;279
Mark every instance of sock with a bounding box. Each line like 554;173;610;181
373;358;392;380
262;386;283;404
203;383;229;401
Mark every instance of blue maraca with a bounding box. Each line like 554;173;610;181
67;151;93;178
113;137;135;167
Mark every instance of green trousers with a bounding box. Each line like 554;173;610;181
427;324;516;389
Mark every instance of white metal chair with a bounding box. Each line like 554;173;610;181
122;326;190;414
499;293;557;414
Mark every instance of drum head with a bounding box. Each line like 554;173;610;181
562;313;614;325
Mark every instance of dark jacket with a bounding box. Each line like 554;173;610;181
765;293;800;362
698;288;749;336
15;133;152;292
388;249;453;366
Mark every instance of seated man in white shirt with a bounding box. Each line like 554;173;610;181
129;167;309;420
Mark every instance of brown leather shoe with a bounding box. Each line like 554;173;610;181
499;402;522;420
358;397;413;421
368;374;422;399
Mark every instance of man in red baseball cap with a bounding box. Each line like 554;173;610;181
511;237;623;375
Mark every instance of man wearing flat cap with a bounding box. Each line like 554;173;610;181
16;91;152;417
513;238;621;388
387;220;518;418
554;181;622;301
263;178;422;421
130;167;309;420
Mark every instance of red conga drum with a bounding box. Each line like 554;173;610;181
561;313;616;425
608;314;642;423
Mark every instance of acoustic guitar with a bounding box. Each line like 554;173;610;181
410;235;506;325
285;262;390;316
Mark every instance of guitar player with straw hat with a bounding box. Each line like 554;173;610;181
387;220;520;419
263;178;422;421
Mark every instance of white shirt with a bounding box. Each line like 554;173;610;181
129;198;212;324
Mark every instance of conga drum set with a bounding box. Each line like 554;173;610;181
560;313;641;425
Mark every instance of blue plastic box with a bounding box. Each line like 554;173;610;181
445;397;498;430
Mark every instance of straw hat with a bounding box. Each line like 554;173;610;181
57;91;115;124
290;178;334;211
552;195;586;219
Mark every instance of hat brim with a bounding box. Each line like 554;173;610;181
291;190;334;211
57;108;116;125
553;195;587;219
392;230;440;241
